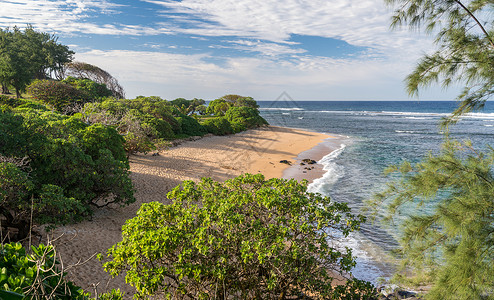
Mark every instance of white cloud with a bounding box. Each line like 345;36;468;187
0;0;171;36
75;49;457;101
146;0;432;57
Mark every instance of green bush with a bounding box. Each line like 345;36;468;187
202;116;234;135
0;243;88;299
0;242;125;299
225;106;267;132
26;80;89;111
206;98;230;116
0;109;134;239
176;115;207;136
104;174;377;299
62;76;112;101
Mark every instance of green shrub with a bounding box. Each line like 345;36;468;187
176;115;207;136
62;76;113;101
206;98;231;116
202;116;234;135
0;109;134;239
225;106;267;132
0;243;88;299
0;242;125;299
26;80;89;111
104;174;376;299
233;96;259;108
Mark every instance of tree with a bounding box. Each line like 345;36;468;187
0;109;134;240
377;1;494;297
27;79;89;111
0;26;73;98
234;96;259;109
225;106;267;132
170;98;206;115
386;0;494;122
0;27;31;98
104;174;376;299
64;62;125;99
206;98;230;116
373;140;494;299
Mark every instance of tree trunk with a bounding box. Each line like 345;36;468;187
15;88;21;99
1;83;10;94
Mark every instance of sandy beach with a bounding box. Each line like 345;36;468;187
49;125;337;297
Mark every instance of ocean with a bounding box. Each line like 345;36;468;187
257;100;494;284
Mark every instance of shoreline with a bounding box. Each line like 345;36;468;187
282;134;347;183
50;125;340;297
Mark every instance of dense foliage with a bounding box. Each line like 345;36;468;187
373;140;494;299
0;26;73;98
225;106;268;132
26;80;89;111
386;0;494;122
0;243;87;299
381;1;494;298
79;95;266;154
62;76;113;100
81;97;182;154
201;116;234;135
104;174;376;299
0;242;124;300
64;62;125;99
170;98;206;115
0;107;134;240
205;98;230;116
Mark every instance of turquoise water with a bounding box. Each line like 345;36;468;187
258;100;494;283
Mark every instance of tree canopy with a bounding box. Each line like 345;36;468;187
373;140;494;299
104;174;376;299
64;61;125;99
0;107;134;240
377;1;494;298
386;0;494;122
0;26;73;98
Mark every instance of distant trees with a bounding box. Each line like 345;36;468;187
170;98;206;115
206;94;259;116
0;26;74;98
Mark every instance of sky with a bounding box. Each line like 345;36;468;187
0;0;462;100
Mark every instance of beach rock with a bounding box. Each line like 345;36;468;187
152;152;160;156
279;160;291;165
302;158;317;164
300;163;305;165
377;288;420;300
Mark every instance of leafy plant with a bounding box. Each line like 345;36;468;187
0;242;125;299
386;0;494;123
26;79;88;111
104;174;376;299
0;243;88;299
372;140;494;299
225;106;267;132
62;77;112;101
0;109;134;240
202;116;234;135
176;115;207;136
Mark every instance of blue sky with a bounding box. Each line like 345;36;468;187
0;0;461;100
